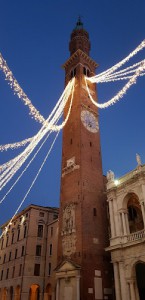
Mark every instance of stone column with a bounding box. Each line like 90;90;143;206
121;212;127;235
76;276;80;300
56;279;60;300
113;262;121;300
129;280;136;300
140;201;145;227
113;200;120;236
119;212;123;235
119;261;127;300
127;282;131;300
134;281;140;300
141;184;145;204
108;199;116;237
125;212;130;235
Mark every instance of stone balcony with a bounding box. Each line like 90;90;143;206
107;229;145;250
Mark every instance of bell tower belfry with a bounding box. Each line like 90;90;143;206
56;18;113;300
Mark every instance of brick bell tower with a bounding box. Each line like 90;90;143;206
56;18;113;300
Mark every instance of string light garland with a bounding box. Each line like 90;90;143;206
85;40;145;108
85;61;145;108
0;53;46;125
88;40;145;83
0;131;60;238
96;60;145;83
0;77;74;152
0;77;75;190
0;137;33;152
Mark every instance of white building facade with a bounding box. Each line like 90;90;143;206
106;163;145;300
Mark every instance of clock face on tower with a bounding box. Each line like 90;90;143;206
81;110;99;133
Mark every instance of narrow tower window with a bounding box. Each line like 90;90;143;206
83;67;87;75
93;208;97;216
71;68;76;78
48;263;51;276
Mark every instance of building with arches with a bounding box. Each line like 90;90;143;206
106;162;145;300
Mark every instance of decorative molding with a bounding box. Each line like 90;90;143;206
62;157;80;177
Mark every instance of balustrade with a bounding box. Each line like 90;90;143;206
127;229;145;242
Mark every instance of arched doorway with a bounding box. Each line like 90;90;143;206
127;193;143;233
136;262;145;300
2;287;7;300
29;284;40;300
45;283;52;300
14;285;20;300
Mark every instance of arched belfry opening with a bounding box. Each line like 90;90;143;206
127;193;143;233
136;262;145;300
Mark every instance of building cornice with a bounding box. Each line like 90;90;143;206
62;49;98;69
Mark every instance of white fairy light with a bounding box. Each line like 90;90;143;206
0;77;75;191
88;40;145;83
0;111;64;204
0;137;33;152
0;53;45;125
85;61;145;109
97;60;145;83
0;130;60;239
0;76;74;152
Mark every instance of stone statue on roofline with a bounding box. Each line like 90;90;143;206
107;170;115;182
136;153;142;167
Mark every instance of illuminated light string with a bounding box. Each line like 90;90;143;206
97;71;145;83
96;60;145;83
0;77;74;152
0;130;60;238
104;60;145;78
89;39;145;83
0;53;46;125
0;105;60;186
0;77;75;235
85;61;145;109
0;121;61;205
0;137;33;152
0;78;75;190
0;77;75;201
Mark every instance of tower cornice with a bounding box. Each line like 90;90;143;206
62;49;98;70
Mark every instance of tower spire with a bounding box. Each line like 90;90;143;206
75;16;83;29
69;18;91;56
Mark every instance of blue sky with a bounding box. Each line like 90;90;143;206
0;0;145;225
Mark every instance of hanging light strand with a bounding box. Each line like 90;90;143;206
0;53;46;125
0;79;73;187
0;77;75;190
0;130;60;238
85;61;145;108
0;75;74;200
0;112;63;205
97;60;145;83
0;137;33;152
88;39;145;83
0;77;74;152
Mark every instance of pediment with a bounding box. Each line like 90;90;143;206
55;259;81;273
